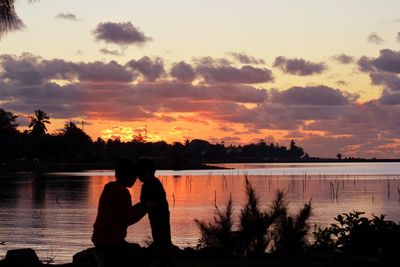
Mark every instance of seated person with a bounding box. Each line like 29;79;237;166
92;159;146;267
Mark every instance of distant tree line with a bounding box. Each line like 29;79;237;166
0;108;307;169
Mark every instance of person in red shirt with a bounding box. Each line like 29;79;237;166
92;159;146;267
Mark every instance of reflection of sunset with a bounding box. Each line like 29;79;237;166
2;169;400;263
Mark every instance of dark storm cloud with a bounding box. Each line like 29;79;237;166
55;12;79;21
228;52;265;65
367;33;384;44
273;56;327;76
170;61;196;82
332;54;354;64
93;22;151;46
126;56;165;81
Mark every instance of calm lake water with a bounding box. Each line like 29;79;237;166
1;162;400;263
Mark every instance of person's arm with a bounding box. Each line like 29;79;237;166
128;202;147;225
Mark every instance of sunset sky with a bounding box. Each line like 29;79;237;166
1;0;400;158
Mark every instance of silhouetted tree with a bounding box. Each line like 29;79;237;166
61;122;93;161
0;0;37;37
29;109;50;136
0;108;19;159
288;140;305;159
337;153;342;160
0;108;18;132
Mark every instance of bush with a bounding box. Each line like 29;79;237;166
194;195;236;257
272;195;312;253
195;178;313;257
313;211;400;255
236;178;275;256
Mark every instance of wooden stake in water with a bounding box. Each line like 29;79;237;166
397;186;400;201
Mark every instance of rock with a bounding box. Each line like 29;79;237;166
2;248;41;267
73;247;102;267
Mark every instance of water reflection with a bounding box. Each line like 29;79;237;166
0;163;400;263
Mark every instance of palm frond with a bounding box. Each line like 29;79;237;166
0;0;26;37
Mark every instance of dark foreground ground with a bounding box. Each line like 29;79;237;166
1;248;399;267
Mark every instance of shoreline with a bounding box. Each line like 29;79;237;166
0;247;397;267
2;159;400;175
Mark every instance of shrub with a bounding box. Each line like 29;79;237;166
194;195;236;257
313;211;400;255
236;177;275;256
195;178;313;257
272;196;312;253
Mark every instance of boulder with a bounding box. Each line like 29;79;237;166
2;248;41;267
73;247;102;267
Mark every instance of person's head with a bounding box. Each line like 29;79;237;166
115;159;137;187
137;158;156;182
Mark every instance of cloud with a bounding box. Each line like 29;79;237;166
335;80;348;86
55;12;79;21
196;64;274;84
73;61;135;82
378;92;400;105
273;56;327;76
397;32;400;42
358;49;400;74
99;48;124;56
93;22;151;46
367;33;384;44
271;85;355;106
193;57;232;66
126;56;165;81
170;61;196;82
357;56;375;72
357;50;400;106
1;52;400;157
369;72;400;105
332;54;354;64
370;72;400;92
228;52;265;65
0;53;135;85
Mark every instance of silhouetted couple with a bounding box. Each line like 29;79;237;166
92;158;173;267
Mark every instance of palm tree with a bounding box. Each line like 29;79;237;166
29;109;50;136
0;108;18;132
0;0;35;37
